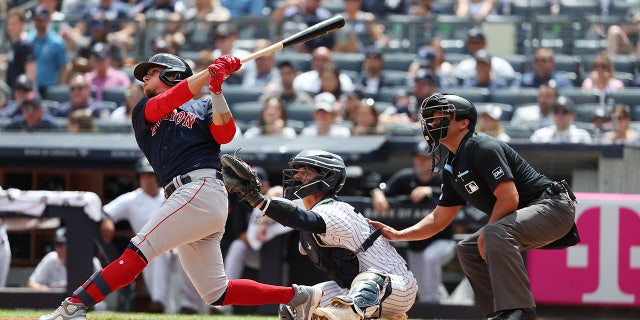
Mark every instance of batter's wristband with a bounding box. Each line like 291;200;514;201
211;93;231;114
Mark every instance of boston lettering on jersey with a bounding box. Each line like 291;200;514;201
151;109;197;136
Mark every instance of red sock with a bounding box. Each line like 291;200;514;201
70;248;147;305
222;279;294;306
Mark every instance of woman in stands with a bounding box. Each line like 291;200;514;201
243;96;297;138
581;52;624;104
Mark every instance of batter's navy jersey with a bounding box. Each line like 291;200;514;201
132;98;222;186
439;132;553;214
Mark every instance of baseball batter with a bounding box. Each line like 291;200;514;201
221;150;417;320
370;93;577;320
40;53;322;320
101;156;202;314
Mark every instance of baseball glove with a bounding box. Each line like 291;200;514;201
220;153;264;207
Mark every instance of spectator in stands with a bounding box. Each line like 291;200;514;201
340;90;366;122
67;109;96;133
242;39;281;89
271;0;334;53
0;224;9;287
590;107;612;144
4;8;36;91
581;52;625;103
28;228;103;292
183;0;230;50
510;83;558;129
220;0;265;18
244;96;297;138
212;22;257;86
300;92;351;137
61;0;134;56
293;46;355;94
194;49;215;73
4;91;61;132
361;0;407;16
52;73;112;119
319;64;348;100
84;42;132;102
101;157;205;314
477;104;510;142
138;0;187;16
530;96;593;144
370;140;456;303
0;75;34;119
602;104;639;144
261;61;314;107
408;43;458;88
110;82;144;124
333;0;389;53
455;0;498;22
408;0;438;17
356;46;402;97
28;6;68;98
380;69;440;127
453;26;515;82
461;49;509;92
605;9;640;56
350;97;386;135
511;47;574;89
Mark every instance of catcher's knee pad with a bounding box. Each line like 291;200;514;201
346;269;391;317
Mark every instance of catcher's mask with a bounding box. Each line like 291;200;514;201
283;150;346;200
420;93;477;153
133;53;193;86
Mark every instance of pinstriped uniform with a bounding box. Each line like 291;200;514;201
309;199;417;318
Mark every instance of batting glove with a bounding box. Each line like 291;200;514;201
207;55;241;94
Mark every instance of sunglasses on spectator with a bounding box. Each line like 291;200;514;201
534;57;552;63
70;85;86;91
22;106;41;113
592;63;609;69
553;108;571;115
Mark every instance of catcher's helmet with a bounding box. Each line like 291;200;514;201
135;156;154;176
283;150;347;200
133;53;193;86
420;93;477;152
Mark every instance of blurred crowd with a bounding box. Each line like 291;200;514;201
1;0;639;145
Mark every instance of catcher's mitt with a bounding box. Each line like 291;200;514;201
220;153;264;207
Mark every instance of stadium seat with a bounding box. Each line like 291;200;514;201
510;0;552;17
606;88;640;107
222;86;264;105
286;103;315;125
103;87;127;106
332;53;365;73
382;52;417;72
44;85;70;103
559;0;601;16
274;51;312;72
490;88;539;106
452;87;491;103
574;103;604;123
474;102;514;121
558;88;600;105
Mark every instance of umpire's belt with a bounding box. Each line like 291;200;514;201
164;169;223;198
540;180;576;201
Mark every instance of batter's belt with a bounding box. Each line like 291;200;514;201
164;169;223;198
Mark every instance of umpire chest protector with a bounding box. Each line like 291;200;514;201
299;226;381;288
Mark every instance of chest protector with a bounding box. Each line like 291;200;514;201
299;228;381;288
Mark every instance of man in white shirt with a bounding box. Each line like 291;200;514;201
453;26;515;82
293;46;354;94
510;83;557;129
300;92;351;137
530;96;593;144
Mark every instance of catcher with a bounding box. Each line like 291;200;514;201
221;149;417;320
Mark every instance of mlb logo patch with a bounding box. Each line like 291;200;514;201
492;167;504;179
465;181;479;194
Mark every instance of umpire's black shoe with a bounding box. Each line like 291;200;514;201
488;308;538;320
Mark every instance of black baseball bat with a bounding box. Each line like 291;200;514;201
240;15;346;64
